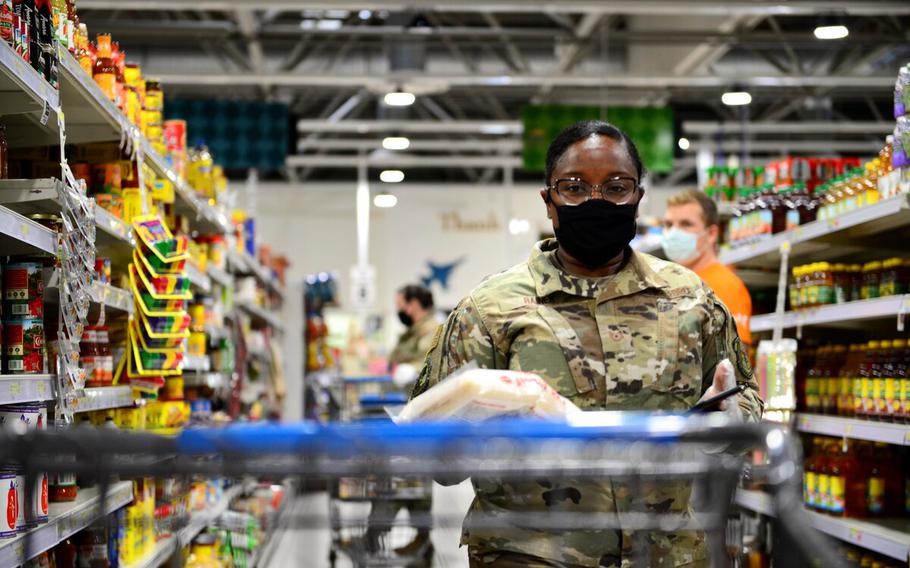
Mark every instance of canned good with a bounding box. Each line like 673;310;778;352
0;404;40;433
162;376;183;401
26;473;48;526
3;262;44;319
95;258;111;284
0;473;18;537
4;319;45;374
48;472;77;502
189;304;206;330
27;214;61;233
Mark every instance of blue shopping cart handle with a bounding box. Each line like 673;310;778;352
174;413;735;456
342;375;393;384
359;393;407;406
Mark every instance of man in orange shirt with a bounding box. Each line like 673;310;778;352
662;189;752;344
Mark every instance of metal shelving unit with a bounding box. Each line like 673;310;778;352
91;282;133;314
720;195;910;269
72;386;134;414
0;40;60;148
186;262;212;295
238;301;284;332
0;375;56;405
736;489;910;562
750;295;910;333
207;265;232;289
795;414;910;446
0;204;58;256
0;481;133;567
183;356;211;373
55;48;123;145
228;251;284;300
124;483;246;568
183;372;227;389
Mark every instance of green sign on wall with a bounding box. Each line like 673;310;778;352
522;105;674;174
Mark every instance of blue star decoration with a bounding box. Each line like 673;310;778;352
420;258;464;290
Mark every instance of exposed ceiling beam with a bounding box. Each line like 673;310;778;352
286;154;523;168
77;1;910;16
673;14;763;76
158;72;896;90
296;138;523;152
481;12;529;72
683;121;894;135
689;140;883;152
296;120;521;134
234;9;264;72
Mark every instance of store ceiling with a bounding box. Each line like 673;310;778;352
77;1;910;184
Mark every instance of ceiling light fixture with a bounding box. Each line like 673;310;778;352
721;91;752;106
383;91;416;107
678;137;690;151
382;136;410;151
373;192;398;208
814;24;848;40
379;170;405;183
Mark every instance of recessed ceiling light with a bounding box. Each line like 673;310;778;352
382;136;410;150
379;170;405;183
814;24;848;40
373;193;398;208
721;91;752;106
383;91;416;107
678;137;690;150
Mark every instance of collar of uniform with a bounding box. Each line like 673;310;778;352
528;239;668;300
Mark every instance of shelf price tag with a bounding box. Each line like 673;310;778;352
8;380;19;397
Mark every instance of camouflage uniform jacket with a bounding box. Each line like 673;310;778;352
412;239;763;567
389;313;440;368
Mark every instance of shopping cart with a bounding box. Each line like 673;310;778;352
0;414;848;568
332;376;432;567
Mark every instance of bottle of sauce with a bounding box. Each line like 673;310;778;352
805;346;826;414
858;341;881;420
823;345;846;415
898;339;910;424
873;340;893;422
817;262;834;306
80;326;100;388
95;324;112;386
828;439;863;518
849;264;863;302
861;261;882;300
769;186;787;234
804;437;821;508
837;344;861;416
850;343;867;419
92;33;116;103
817;440;834;513
74;22;91;76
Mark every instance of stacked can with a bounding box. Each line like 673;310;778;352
0;403;49;536
2;261;45;374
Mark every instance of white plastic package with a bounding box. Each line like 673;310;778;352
396;368;581;423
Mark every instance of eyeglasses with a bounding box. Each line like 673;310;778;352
546;177;640;206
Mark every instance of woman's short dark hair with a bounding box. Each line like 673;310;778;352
398;284;434;309
545;119;645;185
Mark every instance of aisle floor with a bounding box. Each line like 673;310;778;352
264;480;475;567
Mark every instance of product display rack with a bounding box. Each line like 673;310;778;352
0;205;57;255
71;386;135;414
0;41;60;148
795;414;910;447
238;301;284;332
0;482;134;568
750;295;910;333
736;489;910;562
124;483;248;568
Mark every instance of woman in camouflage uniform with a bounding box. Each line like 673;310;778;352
411;120;763;568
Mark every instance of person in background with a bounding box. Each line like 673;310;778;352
374;284;438;559
662;189;753;345
390;284;439;391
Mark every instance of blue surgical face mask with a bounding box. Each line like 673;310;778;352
661;227;703;264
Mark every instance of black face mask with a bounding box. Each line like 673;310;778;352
553;200;638;268
398;310;414;327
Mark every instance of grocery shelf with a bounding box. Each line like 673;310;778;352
186;263;212;295
795;414;910;446
238;301;284;332
0;481;133;567
0;375;56;405
228;251;284;300
750;295;910;333
0;178;133;262
735;489;910;562
72;386;134;413
183;372;227;389
0;40;61;148
125;483;246;568
183;356;211;373
91;282;133;314
207;265;232;289
0;202;58;256
720;195;910;269
56;48;123;145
